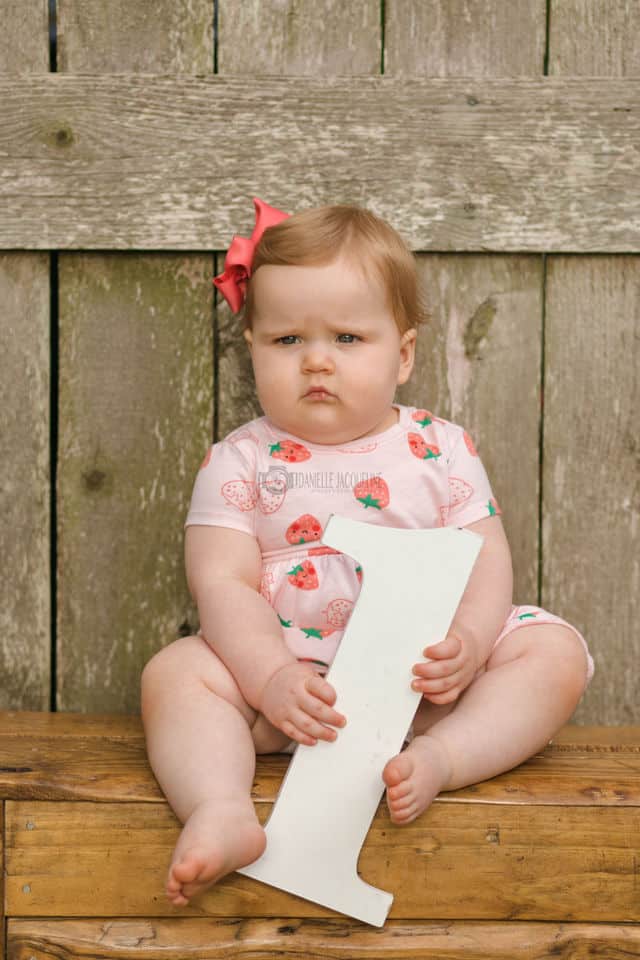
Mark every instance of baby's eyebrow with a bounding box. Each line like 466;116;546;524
262;326;300;337
267;328;368;339
258;316;372;338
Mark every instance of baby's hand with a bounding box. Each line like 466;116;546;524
411;628;479;705
259;662;347;747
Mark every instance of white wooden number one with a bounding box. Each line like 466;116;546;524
238;514;483;927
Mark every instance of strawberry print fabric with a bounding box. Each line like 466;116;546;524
185;404;503;672
494;605;594;684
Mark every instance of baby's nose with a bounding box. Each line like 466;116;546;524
302;341;335;371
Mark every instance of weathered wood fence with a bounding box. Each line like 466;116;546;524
0;0;638;724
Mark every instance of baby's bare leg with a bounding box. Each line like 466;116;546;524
384;624;589;823
141;634;286;905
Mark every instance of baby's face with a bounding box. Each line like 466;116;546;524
243;255;416;445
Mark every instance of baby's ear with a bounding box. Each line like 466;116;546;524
243;327;253;351
403;327;417;346
398;327;417;383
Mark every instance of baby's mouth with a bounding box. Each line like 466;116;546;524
304;387;335;400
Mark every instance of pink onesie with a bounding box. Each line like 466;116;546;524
185;404;594;685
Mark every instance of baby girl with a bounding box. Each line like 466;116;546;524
141;198;594;907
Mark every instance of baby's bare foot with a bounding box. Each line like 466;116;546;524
166;799;265;906
382;734;452;824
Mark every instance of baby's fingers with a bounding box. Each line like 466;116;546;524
306;675;337;704
280;717;317;747
303;693;347;731
423;634;462;659
284;709;338;745
305;678;347;725
413;656;460;681
411;666;464;696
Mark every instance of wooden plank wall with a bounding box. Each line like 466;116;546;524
0;0;51;711
55;0;211;713
390;1;548;661
2;75;637;251
544;2;639;724
0;1;637;724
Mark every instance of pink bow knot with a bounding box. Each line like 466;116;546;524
213;197;289;312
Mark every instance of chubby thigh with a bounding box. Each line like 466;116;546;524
144;633;291;753
411;609;592;737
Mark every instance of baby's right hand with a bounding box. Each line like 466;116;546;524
259;662;346;747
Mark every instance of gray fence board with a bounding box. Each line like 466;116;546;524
0;0;51;709
219;0;380;74
543;256;639;724
549;0;638;75
543;0;639;723
57;0;213;74
216;0;381;440
0;254;51;709
55;0;213;711
0;0;637;722
390;2;546;604
399;256;543;605
385;0;546;75
0;77;637;251
56;254;211;711
0;0;49;73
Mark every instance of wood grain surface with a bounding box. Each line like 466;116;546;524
1;1;638;724
0;76;637;252
55;254;211;711
1;801;4;960
1;3;52;712
0;256;51;711
542;0;639;726
218;0;381;75
215;0;382;440
0;0;48;73
1;713;639;806
53;0;214;712
386;1;545;612
56;0;213;74
8;916;640;959
385;0;547;76
399;255;544;606
549;0;639;76
543;256;640;724
5;796;640;921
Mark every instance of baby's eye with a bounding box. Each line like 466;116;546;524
336;333;361;343
275;335;300;345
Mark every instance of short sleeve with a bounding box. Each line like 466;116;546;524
184;438;257;536
444;426;502;527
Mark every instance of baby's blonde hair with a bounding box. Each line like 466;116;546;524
244;205;430;334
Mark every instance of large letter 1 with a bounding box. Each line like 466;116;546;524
238;514;483;926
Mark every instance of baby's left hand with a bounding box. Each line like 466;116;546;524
411;628;479;704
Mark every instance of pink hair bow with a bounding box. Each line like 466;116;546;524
213;197;289;312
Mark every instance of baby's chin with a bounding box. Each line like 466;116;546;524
278;422;348;446
263;407;356;446
270;416;388;448
263;395;398;446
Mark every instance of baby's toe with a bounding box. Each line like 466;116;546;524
171;853;204;885
391;803;419;825
167;889;189;906
387;780;412;802
166;871;188;904
181;872;217;899
382;752;414;789
391;788;416;809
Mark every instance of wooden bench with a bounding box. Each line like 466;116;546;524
1;711;639;958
